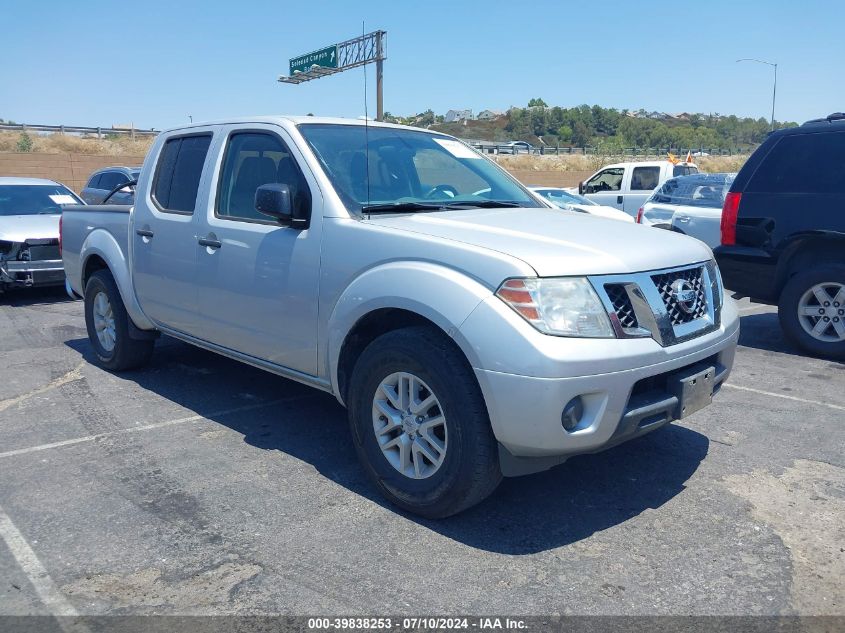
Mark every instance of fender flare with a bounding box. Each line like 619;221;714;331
324;261;494;401
80;229;155;331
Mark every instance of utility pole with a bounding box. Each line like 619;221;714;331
736;58;778;131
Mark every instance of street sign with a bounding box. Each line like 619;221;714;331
289;45;338;74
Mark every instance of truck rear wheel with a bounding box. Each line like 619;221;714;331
778;265;845;360
347;326;501;518
84;270;154;371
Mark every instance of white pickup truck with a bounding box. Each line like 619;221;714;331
576;160;699;218
61;117;738;517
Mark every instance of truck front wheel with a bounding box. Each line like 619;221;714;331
84;269;154;371
348;326;501;518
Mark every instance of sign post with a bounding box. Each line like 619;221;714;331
278;31;387;121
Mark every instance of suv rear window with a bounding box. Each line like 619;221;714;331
673;165;699;177
153;134;212;213
747;131;845;194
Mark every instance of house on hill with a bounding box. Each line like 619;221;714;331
444;109;473;123
477;109;504;120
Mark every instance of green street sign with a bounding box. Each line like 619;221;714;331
289;45;338;74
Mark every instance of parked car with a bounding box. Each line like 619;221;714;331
637;173;737;247
62;117;738;517
530;187;634;222
574;160;699;218
716;112;845;359
0;177;83;295
498;141;534;154
81;166;140;205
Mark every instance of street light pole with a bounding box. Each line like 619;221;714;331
737;58;778;131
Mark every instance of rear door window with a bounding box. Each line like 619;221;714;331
86;174;102;189
153;134;212;213
98;171;126;191
748;131;845;194
630;166;660;190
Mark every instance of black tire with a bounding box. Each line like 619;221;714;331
778;264;845;360
348;326;502;518
84;269;154;370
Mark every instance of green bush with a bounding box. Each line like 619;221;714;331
16;132;33;152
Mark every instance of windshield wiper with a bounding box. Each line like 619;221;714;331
441;200;523;209
361;202;447;214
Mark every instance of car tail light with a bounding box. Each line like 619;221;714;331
58;214;63;255
636;207;644;224
721;192;742;245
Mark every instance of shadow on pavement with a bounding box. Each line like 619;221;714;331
65;335;709;555
739;311;845;365
0;285;72;306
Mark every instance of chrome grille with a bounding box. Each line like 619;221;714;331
605;284;638;329
651;266;708;325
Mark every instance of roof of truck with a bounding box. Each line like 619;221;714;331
161;115;430;135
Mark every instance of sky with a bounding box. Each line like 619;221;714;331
1;0;842;130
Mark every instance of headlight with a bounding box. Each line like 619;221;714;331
496;277;615;338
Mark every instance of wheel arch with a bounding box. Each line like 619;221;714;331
775;233;845;296
79;229;155;331
326;262;494;406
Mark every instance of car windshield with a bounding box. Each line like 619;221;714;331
649;173;736;208
130;170;141;180
539;189;597;207
0;184;82;216
298;124;541;214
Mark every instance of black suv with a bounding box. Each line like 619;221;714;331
715;112;845;359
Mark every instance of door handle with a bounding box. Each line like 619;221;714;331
198;236;222;249
617;195;623;204
676;214;691;223
135;228;154;238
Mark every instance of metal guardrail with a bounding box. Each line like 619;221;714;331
0;123;158;139
467;143;749;157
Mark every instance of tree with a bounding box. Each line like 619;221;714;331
571;121;591;147
16;132;33;152
527;97;547;108
557;125;573;143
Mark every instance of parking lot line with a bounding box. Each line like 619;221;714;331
724;383;845;411
0;504;80;617
0;394;317;461
0;362;84;414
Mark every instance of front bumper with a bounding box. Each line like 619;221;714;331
460;292;739;474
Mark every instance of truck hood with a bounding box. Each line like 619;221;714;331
365;207;712;276
0;214;60;243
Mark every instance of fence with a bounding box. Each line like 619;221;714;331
468;142;749;158
0;123;158;140
0;152;147;193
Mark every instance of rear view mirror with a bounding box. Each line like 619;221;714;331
255;184;292;224
578;181;585;195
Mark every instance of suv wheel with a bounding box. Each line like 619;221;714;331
778;265;845;359
348;326;501;518
84;270;155;370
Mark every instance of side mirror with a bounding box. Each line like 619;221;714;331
255;184;293;224
578;181;585;195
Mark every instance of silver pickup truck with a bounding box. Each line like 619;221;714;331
61;116;739;517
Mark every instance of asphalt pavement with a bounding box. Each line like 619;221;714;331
0;287;842;618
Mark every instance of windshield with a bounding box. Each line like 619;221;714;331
130;170;141;180
538;189;597;207
298;124;541;213
0;184;82;216
649;173;736;208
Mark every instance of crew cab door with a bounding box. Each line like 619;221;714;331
132;131;214;334
582;167;625;209
192;124;322;376
623;164;661;217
